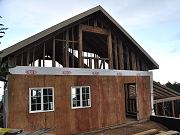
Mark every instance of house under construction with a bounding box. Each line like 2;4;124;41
0;6;159;134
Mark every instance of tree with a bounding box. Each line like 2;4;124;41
0;16;8;44
0;16;9;77
165;81;180;93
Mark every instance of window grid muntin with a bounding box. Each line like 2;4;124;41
71;86;91;109
29;87;54;113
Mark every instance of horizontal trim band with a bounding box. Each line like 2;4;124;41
9;66;152;77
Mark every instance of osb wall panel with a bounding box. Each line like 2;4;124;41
8;75;151;135
136;76;151;120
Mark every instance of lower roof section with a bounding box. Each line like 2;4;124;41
9;66;152;77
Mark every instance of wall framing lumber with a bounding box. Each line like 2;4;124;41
81;24;108;35
55;39;78;43
114;37;118;69
27;50;30;66
125;46;130;70
65;30;69;67
107;31;113;69
131;51;136;70
71;27;75;68
136;57;140;71
172;100;175;117
0;6;159;70
52;37;56;67
118;39;124;70
32;48;35;66
43;43;45;67
83;57;109;61
162;101;165;116
14;56;17;66
21;53;23;66
89;58;92;68
78;25;83;68
155;102;158;115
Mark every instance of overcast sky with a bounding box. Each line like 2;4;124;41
0;0;180;89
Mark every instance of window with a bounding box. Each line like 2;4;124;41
71;86;91;109
29;87;54;113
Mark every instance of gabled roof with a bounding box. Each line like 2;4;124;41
0;5;158;69
153;81;180;99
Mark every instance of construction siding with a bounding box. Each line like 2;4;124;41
8;75;151;134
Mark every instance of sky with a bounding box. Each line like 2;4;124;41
0;0;180;96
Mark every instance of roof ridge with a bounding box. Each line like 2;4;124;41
0;5;158;69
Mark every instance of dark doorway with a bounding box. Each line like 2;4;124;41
124;83;137;119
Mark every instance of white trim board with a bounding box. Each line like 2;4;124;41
9;66;152;77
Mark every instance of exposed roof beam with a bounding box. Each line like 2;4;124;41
81;24;108;35
154;96;180;104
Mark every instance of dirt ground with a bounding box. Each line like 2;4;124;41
90;120;168;135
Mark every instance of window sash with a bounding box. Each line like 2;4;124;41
29;87;54;113
71;86;91;109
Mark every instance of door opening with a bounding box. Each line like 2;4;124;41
124;83;137;120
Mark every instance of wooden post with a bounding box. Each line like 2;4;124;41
78;25;83;68
21;53;23;66
155;102;158;115
118;40;124;70
126;46;130;70
32;48;35;66
94;18;97;26
103;60;105;69
65;30;69;67
89;58;92;68
43;43;45;67
27;50;29;66
114;36;118;69
72;27;74;68
86;53;89;65
99;60;103;69
136;57;140;70
162;101;165;116
107;31;113;69
14;56;17;66
52;37;56;67
131;51;137;70
141;60;147;71
94;54;99;69
172;100;175;117
38;59;41;67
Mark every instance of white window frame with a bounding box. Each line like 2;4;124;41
29;87;54;113
71;86;91;109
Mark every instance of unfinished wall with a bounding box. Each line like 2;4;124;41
7;75;151;134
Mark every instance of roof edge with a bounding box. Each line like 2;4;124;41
98;7;159;69
0;5;159;69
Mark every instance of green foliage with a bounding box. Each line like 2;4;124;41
165;81;180;93
0;16;9;77
0;58;9;77
0;16;8;44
